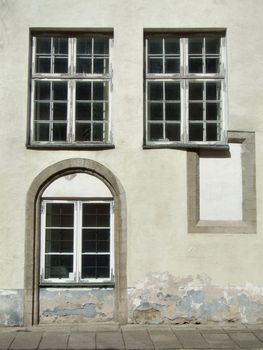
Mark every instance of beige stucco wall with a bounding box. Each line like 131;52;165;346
0;0;263;324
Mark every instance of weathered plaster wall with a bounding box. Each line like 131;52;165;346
39;288;114;324
0;290;23;326
129;273;263;325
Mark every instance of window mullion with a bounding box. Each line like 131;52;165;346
50;82;53;142
203;81;206;142
75;201;81;282
163;81;165;139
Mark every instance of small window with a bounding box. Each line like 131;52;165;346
145;33;227;147
40;200;114;283
29;33;113;147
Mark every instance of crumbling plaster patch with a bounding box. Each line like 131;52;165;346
0;289;23;326
39;288;114;324
128;272;263;324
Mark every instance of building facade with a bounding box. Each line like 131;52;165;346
0;0;262;326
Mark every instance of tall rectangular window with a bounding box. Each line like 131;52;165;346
30;33;113;147
40;200;114;283
145;33;227;146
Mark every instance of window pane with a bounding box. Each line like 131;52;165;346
82;229;110;253
34;123;49;141
93;82;108;101
149;103;163;121
165;38;180;54
93;103;106;121
53;123;67;141
54;57;68;74
165;124;180;141
166;103;180;121
148;58;163;73
165;82;180;100
93;123;104;141
189;123;203;141
36;57;51;73
46;229;74;253
94;38;109;55
76;123;91;141
53;81;67;101
188;57;203;73
188;38;203;54
148;82;163;100
189;103;203;120
77;37;92;55
206;103;220;120
207;123;219;141
53;103;67;121
45;255;73;279
36;37;51;54
76;82;91;100
148;39;162;54
76;103;91;120
206;38;220;54
46;203;74;227
206;57;220;73
94;58;109;74
76;58;92;74
206;82;221;100
35;102;50;121
54;38;68;54
83;203;110;227
189;82;203;100
35;81;50;101
149;123;163;141
165;58;180;73
82;254;110;279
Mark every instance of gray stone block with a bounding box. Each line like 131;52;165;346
148;328;182;349
0;333;16;350
173;330;210;349
96;331;124;349
202;332;237;348
67;333;95;350
9;332;42;350
38;333;69;350
122;330;153;349
228;331;263;348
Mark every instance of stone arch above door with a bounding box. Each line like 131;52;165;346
24;158;127;326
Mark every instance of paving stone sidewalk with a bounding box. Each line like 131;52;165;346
1;323;263;350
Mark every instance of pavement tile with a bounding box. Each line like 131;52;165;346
202;333;237;348
96;331;124;349
9;332;42;350
38;332;69;350
228;331;263;348
148;328;182;349
0;332;16;350
122;329;153;349
67;332;95;350
252;330;263;341
173;330;210;349
246;324;263;331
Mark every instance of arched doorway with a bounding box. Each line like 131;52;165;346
24;159;127;326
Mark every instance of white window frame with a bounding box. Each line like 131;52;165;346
30;33;113;146
145;33;228;146
40;199;114;284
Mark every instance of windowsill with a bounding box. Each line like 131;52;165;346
40;281;115;288
26;143;115;150
143;143;229;151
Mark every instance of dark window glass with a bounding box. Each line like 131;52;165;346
206;103;220;121
34;123;49;141
166;124;180;141
76;103;91;120
206;38;220;54
148;82;163;100
36;57;51;73
148;58;163;73
188;38;203;54
35;103;50;121
36;37;51;54
54;38;68;55
76;58;92;74
53;103;67;121
82;229;110;253
165;58;180;73
165;82;180;100
93;82;106;100
75;123;91;141
149;103;163;121
148;39;162;54
53;123;67;141
93;123;104;141
166;103;180;121
207;123;219;141
45;255;73;279
46;203;74;227
93;103;104;120
35;81;50;101
189;83;203;100
94;38;109;55
53;82;67;101
45;229;74;253
54;57;68;74
189;57;203;73
82;254;110;278
165;38;180;54
82;203;110;227
94;58;109;74
76;82;91;101
206;82;220;100
77;38;92;55
206;57;220;73
189;103;203;120
149;124;163;141
189;123;203;141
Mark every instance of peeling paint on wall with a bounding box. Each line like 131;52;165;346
0;289;23;326
39;288;114;324
128;273;263;324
